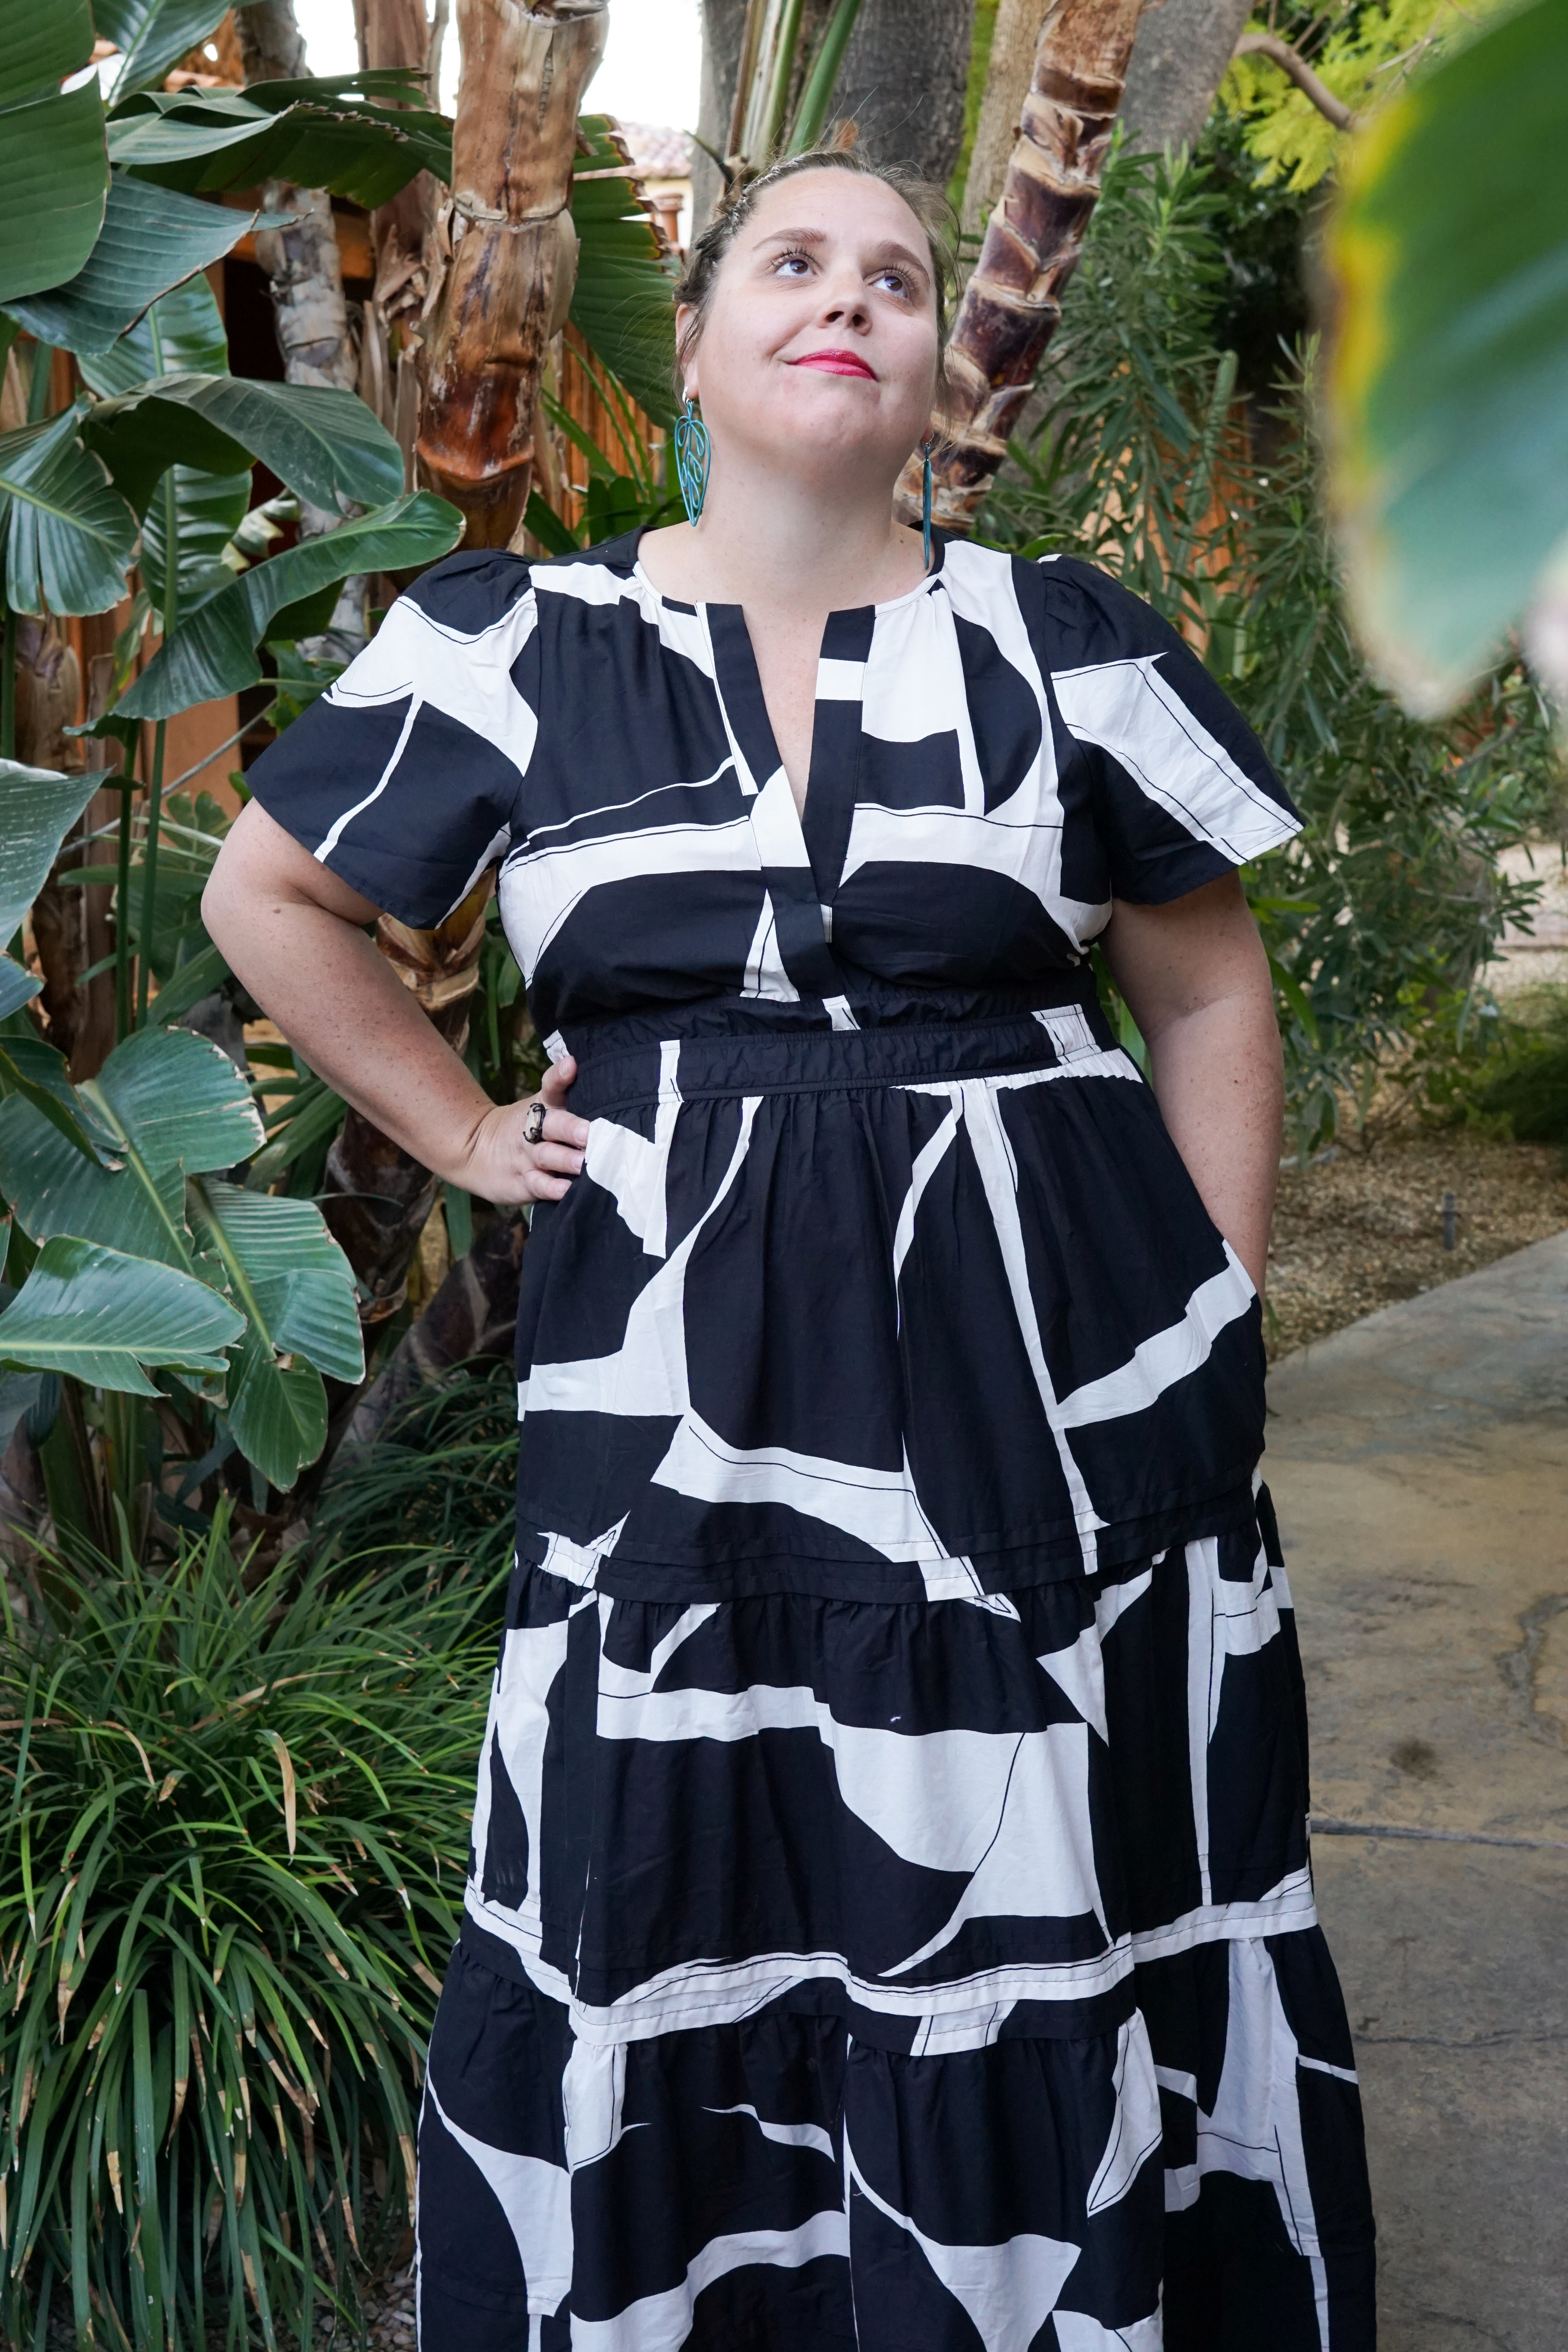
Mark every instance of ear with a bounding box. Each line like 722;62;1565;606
675;303;700;403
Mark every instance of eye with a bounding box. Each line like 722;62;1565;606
771;248;814;278
873;267;913;299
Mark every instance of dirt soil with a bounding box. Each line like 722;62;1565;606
1265;1124;1568;1361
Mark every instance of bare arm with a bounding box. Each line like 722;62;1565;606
1099;873;1281;1295
202;800;587;1204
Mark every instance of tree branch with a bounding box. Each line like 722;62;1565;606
1233;30;1356;132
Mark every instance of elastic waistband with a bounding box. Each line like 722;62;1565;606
565;982;1117;1116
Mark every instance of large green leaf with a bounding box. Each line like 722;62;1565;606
107;76;451;207
4;171;256;357
0;960;40;1019
0;1028;262;1269
570;116;680;431
116;492;466;720
0;0;95;109
77;261;227;396
1326;0;1568;710
84;374;404;516
93;0;230;102
0;404;140;616
0;1029;360;1466
0;761;103;1076
0;1235;241;1394
0;79;109;308
191;1181;363;1487
0;1032;120;1164
0;760;103;943
140;465;252;611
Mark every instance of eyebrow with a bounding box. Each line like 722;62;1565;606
755;226;932;285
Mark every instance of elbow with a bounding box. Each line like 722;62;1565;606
201;849;239;956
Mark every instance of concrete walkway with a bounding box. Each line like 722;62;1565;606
1267;1232;1568;2350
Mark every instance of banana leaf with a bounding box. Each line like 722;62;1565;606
1327;0;1568;708
0;0;108;305
4;171;261;357
0;1234;242;1394
114;491;465;721
77;261;227;395
0;1026;363;1483
570;115;681;430
92;0;230;103
0;403;140;617
84;373;405;517
107;73;451;208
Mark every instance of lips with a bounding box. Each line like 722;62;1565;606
789;350;877;380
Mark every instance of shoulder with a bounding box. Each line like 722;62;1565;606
400;548;536;635
524;526;644;611
937;541;1165;664
1030;552;1183;667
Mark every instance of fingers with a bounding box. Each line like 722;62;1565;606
536;1054;589;1149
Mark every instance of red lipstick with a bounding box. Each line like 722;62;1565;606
789;349;877;380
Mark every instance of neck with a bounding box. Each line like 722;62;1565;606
646;439;926;616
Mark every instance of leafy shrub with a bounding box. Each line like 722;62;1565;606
980;142;1564;1153
0;1513;495;2350
1475;985;1568;1144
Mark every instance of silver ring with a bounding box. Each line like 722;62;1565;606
523;1100;546;1146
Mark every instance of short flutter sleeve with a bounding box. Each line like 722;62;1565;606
1038;553;1301;904
244;550;539;928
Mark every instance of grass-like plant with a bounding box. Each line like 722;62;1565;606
0;1510;495;2350
314;1361;520;1598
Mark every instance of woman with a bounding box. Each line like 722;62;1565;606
206;150;1374;2351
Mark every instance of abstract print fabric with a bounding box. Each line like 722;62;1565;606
420;1514;1372;2351
245;528;1375;2347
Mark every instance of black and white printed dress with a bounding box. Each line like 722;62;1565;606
250;528;1376;2351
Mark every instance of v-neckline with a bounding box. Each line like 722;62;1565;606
630;532;946;900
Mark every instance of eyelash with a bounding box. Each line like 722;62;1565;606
771;247;912;298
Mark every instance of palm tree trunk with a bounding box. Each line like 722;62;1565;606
905;0;1145;535
354;0;439;485
962;0;1053;235
318;874;494;1330
415;0;608;549
238;1;368;662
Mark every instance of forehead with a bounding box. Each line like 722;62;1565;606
739;169;931;254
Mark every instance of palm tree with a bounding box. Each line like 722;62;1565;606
416;0;609;547
911;0;1147;534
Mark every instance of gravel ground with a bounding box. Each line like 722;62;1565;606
1266;1124;1568;1360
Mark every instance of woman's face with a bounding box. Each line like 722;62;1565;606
679;170;941;494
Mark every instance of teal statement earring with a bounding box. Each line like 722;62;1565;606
676;396;710;526
921;436;935;570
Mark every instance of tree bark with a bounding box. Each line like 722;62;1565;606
235;0;307;79
962;0;1053;234
415;0;607;551
239;0;369;661
694;0;751;228
1118;0;1256;155
354;0;439;484
835;0;978;186
900;0;1144;535
318;874;494;1329
337;1204;528;1451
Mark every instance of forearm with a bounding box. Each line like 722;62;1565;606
1143;990;1282;1294
205;801;587;1205
1101;875;1283;1297
208;878;494;1187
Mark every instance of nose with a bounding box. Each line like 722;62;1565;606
816;263;871;333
